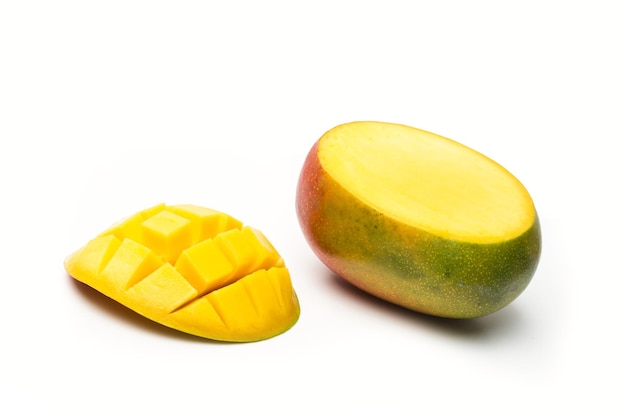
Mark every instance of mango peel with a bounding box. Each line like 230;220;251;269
65;203;300;342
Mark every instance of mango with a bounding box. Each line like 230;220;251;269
296;121;541;319
65;203;300;342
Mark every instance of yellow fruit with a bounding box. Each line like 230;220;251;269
65;203;300;342
296;121;541;318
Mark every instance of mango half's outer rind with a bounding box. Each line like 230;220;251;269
65;203;300;342
296;121;541;319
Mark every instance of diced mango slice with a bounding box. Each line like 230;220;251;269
65;204;300;342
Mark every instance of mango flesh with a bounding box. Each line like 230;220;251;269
296;121;541;319
65;203;300;342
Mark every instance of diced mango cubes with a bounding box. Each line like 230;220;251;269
65;204;300;342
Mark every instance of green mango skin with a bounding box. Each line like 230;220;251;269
296;140;542;319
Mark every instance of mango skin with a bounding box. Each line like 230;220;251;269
296;141;542;319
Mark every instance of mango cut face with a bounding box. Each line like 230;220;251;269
319;122;535;244
65;204;300;342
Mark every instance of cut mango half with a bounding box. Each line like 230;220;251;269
65;203;300;342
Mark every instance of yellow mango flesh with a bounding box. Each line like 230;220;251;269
65;204;300;342
320;122;535;243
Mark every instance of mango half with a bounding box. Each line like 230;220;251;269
296;121;541;319
65;203;300;342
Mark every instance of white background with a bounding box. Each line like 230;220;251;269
1;1;624;416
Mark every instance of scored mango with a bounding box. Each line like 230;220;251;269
65;203;300;342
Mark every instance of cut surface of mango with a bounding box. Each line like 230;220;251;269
65;203;300;342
